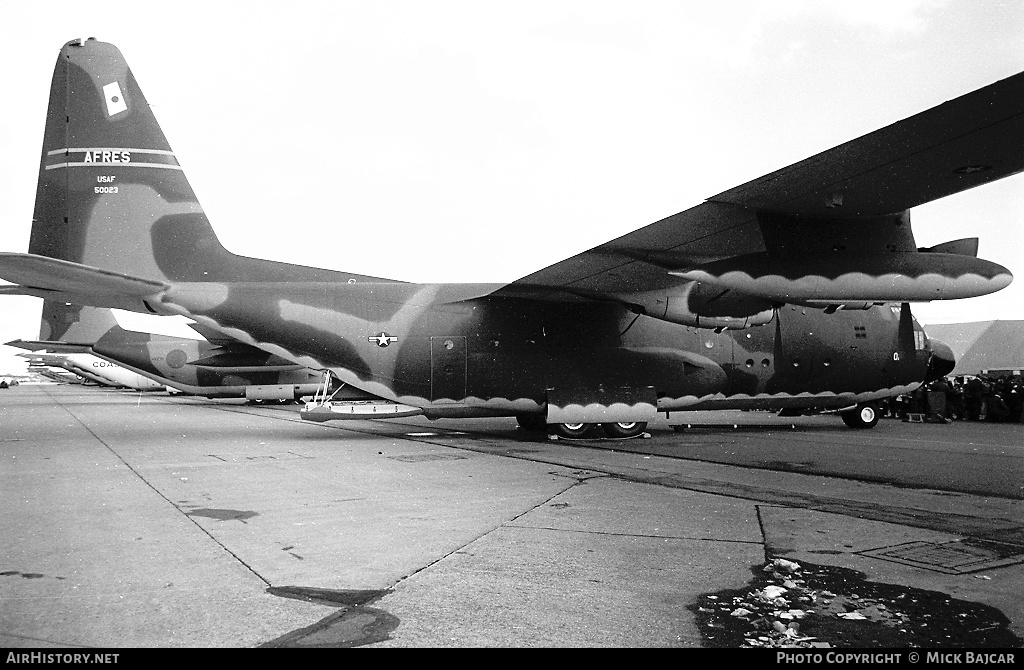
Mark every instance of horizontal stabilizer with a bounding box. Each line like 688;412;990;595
0;253;168;297
0;285;39;296
0;285;152;314
5;339;93;354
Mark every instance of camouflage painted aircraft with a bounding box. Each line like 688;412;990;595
1;39;1022;437
6;301;325;402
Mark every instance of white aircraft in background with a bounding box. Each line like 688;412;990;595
18;351;165;391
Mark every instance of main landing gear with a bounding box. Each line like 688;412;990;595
840;402;880;429
516;415;649;440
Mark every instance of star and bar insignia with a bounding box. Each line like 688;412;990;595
369;332;398;347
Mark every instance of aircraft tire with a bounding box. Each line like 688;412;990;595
516;413;548;432
601;421;648;439
841;402;879;429
550;422;596;439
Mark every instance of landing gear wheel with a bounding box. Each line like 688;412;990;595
601;421;648;439
516;414;548;432
841;402;879;429
550;422;596;439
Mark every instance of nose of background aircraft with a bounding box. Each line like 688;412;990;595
924;338;956;383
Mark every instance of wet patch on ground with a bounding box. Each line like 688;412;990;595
689;557;1022;648
261;586;399;647
184;508;259;523
762;460;816;472
387;453;467;463
0;571;49;579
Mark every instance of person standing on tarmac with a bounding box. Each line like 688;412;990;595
927;377;952;422
964;376;987;421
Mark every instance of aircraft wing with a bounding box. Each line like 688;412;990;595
506;71;1023;320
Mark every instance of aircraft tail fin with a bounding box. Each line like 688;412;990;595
30;38;222;282
5;301;122;353
29;39;387;285
39;301;120;345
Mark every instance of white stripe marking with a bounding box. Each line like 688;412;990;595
47;147;176;156
45;162;183;171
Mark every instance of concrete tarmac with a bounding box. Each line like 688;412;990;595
1;385;1021;647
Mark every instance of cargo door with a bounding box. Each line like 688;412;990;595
777;306;819;392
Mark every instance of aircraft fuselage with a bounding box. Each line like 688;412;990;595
160;281;931;419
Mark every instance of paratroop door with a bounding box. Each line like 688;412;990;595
430;336;467;401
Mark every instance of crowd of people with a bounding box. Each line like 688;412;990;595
882;374;1024;423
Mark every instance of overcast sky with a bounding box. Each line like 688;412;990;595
2;1;1023;373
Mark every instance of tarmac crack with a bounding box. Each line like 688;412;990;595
503;524;766;544
43;387;273;588
389;470;586;590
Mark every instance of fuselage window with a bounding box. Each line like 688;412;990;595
914;330;927;350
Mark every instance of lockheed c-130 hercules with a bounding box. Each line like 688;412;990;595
0;39;1021;438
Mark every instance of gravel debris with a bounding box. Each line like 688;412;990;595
689;557;1021;648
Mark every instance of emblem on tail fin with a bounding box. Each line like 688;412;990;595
102;81;127;116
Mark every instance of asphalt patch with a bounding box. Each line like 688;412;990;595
689;557;1022;648
859;539;1024;574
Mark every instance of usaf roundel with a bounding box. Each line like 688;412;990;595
369;332;398;347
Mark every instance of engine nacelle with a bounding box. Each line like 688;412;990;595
619;282;775;330
671;251;1012;302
